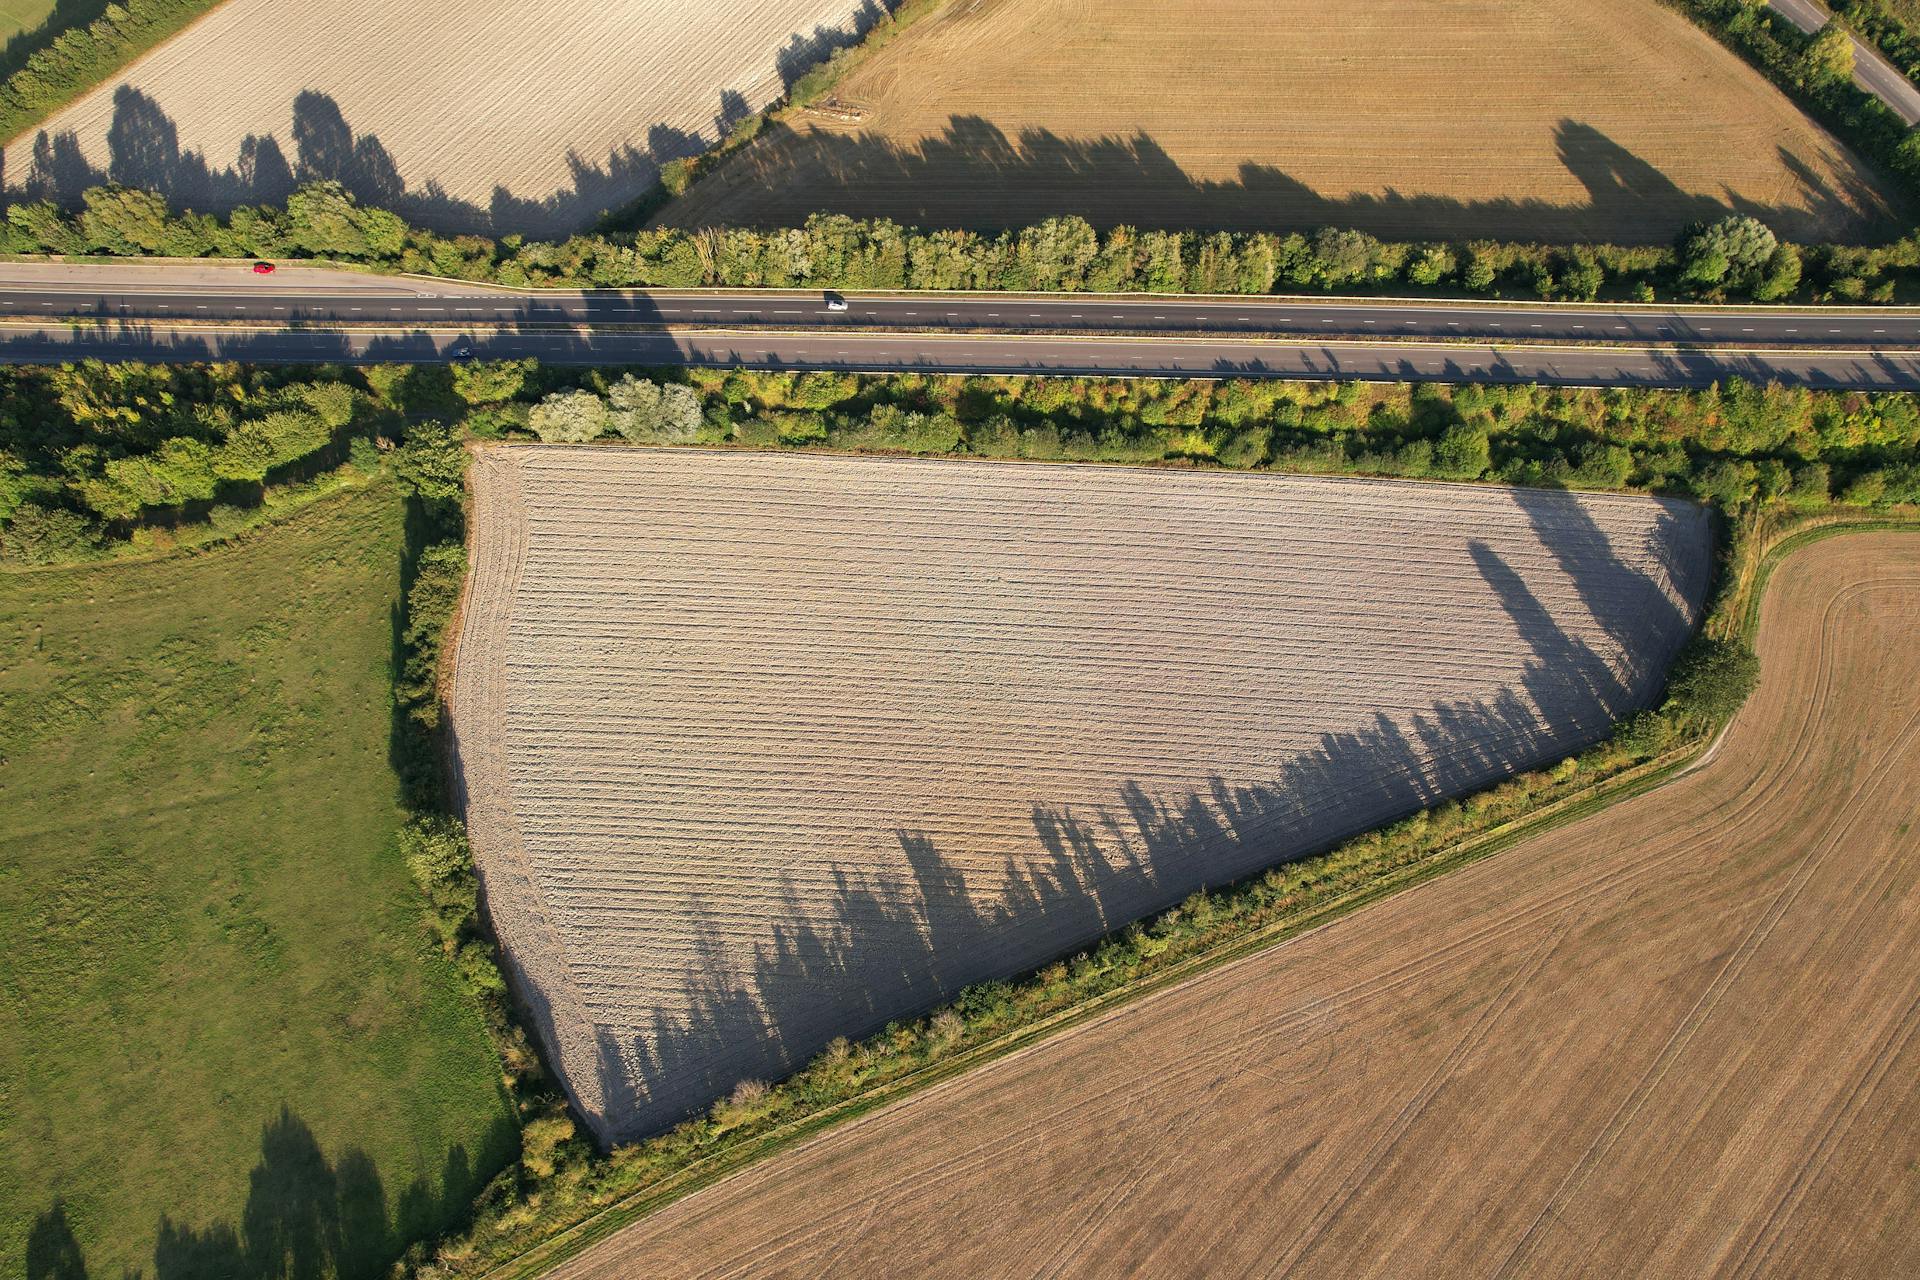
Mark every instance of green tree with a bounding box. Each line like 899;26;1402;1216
1664;637;1759;724
77;185;172;255
1679;216;1779;293
1805;23;1856;85
451;359;535;406
1433;422;1491;479
528;389;610;443
605;377;702;444
391;419;468;505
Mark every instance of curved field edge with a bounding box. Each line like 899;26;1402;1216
442;509;1915;1278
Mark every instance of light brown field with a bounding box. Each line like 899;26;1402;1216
544;531;1920;1279
662;0;1902;243
450;447;1708;1144
0;0;878;236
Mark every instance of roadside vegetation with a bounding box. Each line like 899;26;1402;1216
1834;0;1920;82
0;475;513;1278
9;362;1919;567
13;178;1920;301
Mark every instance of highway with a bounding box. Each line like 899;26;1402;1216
6;262;1920;388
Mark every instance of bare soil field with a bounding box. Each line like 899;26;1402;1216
450;447;1708;1144
663;0;1901;243
0;0;881;235
547;530;1920;1279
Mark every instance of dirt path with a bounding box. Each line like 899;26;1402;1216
545;531;1920;1279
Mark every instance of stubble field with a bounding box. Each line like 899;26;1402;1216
549;529;1920;1279
450;447;1709;1144
1;0;878;235
663;0;1901;243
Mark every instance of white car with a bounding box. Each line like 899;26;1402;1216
825;292;850;312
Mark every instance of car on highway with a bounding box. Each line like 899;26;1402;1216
251;261;276;275
824;291;849;312
449;343;475;360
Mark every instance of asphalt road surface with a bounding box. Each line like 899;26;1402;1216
6;262;1920;388
1770;0;1920;126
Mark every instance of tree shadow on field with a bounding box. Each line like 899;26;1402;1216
27;1106;514;1280
0;2;899;238
25;1200;88;1280
658;113;1902;246
572;490;1710;1145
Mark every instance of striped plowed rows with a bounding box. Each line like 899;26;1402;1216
450;447;1710;1142
548;532;1920;1279
1;0;871;235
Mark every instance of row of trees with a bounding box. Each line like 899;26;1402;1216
10;360;1920;564
9;178;1920;303
0;365;368;562
0;0;224;140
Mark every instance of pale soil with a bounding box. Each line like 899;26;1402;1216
0;0;877;236
546;532;1920;1280
663;0;1903;243
450;447;1708;1144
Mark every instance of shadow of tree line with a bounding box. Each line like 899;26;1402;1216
662;113;1901;245
2;1;895;239
581;489;1706;1142
26;1105;512;1280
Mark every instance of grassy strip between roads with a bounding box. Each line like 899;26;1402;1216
438;503;1916;1276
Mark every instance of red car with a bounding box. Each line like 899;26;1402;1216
251;261;276;275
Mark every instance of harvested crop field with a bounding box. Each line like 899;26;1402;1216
451;447;1709;1143
0;0;881;235
663;0;1902;243
547;529;1920;1280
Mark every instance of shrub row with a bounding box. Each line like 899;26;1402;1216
13;363;1920;565
13;178;1920;303
1832;0;1920;98
0;0;225;143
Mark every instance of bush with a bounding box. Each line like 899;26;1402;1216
529;389;611;443
1664;637;1760;725
606;377;703;444
0;502;100;564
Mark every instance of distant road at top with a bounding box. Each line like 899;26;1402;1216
1770;0;1920;125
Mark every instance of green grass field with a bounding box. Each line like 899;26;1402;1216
0;481;515;1278
0;0;56;42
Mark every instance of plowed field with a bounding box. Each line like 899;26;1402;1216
1;0;877;235
662;0;1901;242
544;531;1920;1279
451;448;1708;1144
